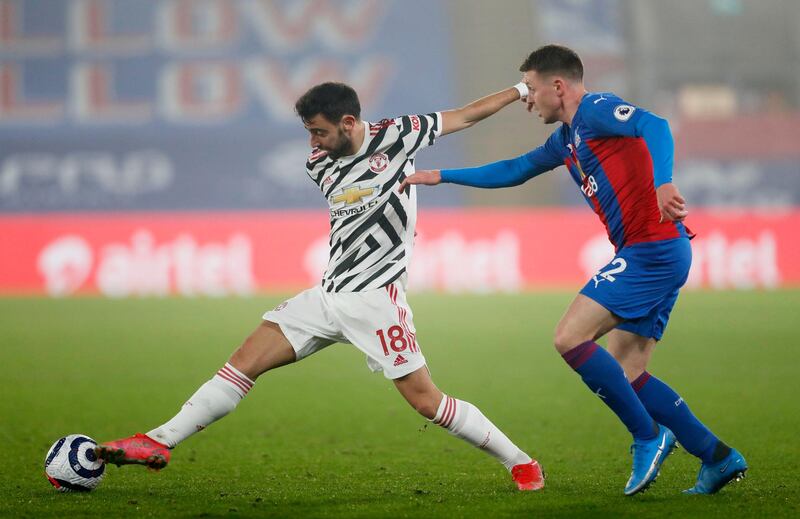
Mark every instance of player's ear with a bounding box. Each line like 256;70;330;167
553;78;566;97
340;115;357;131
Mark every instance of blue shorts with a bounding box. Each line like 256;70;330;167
579;238;692;340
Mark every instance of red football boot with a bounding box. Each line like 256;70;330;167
95;433;171;470
511;460;545;491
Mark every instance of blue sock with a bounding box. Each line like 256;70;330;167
562;341;657;441
632;372;724;463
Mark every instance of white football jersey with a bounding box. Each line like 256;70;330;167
305;112;442;292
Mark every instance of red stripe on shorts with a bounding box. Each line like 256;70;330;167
386;283;418;353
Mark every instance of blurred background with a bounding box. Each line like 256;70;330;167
1;0;798;297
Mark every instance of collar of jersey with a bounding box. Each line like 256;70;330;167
569;93;599;130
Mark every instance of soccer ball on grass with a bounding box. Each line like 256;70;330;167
44;434;106;492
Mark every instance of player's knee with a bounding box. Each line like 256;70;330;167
553;326;580;354
616;358;646;382
229;322;296;379
228;344;261;380
408;394;440;420
623;366;645;383
416;400;440;421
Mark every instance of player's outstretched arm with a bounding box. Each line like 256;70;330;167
398;151;553;194
439;83;528;136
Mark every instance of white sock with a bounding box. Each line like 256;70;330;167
147;363;254;448
432;395;532;470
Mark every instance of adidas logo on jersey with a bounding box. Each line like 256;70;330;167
393;355;408;366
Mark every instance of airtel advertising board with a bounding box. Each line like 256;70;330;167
0;210;797;297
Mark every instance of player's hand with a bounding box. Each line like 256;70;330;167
398;170;442;194
523;99;535;112
518;93;535;112
513;79;534;112
519;94;535;112
656;182;688;223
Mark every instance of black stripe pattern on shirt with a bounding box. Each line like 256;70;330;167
306;114;439;292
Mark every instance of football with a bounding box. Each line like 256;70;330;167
44;434;106;492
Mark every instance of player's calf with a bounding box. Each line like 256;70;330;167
629;370;749;495
98;361;255;473
431;394;543;491
146;362;254;448
396;370;543;490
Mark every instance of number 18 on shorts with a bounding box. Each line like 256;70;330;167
263;283;427;379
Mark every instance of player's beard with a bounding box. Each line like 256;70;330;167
325;128;353;160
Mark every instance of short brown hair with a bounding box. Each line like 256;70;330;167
519;45;583;81
295;82;361;123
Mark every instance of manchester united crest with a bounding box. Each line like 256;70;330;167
368;152;389;173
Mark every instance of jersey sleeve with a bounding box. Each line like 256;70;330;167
529;127;568;172
305;148;329;185
440;127;565;188
394;112;442;157
582;98;675;187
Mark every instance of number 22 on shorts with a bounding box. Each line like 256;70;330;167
375;325;408;355
592;257;627;288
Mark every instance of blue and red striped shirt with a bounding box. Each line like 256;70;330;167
441;92;693;251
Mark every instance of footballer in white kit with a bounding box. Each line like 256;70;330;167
95;82;545;492
264;112;440;379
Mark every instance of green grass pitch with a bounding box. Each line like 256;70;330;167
1;291;798;518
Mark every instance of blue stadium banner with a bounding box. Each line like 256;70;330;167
0;0;462;211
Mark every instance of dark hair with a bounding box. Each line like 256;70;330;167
294;82;361;123
519;45;583;81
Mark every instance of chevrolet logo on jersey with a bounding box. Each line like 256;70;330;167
330;186;380;218
332;186;375;205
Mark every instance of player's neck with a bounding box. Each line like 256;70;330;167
561;88;588;126
343;121;366;157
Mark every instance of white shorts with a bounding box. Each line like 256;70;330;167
262;283;426;379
